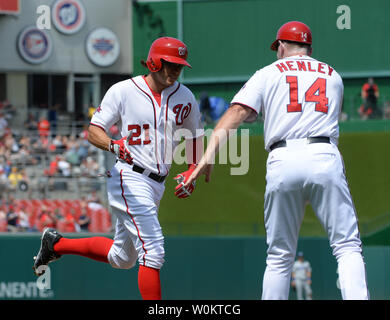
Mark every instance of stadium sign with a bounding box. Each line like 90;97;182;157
52;0;86;35
0;0;20;15
85;27;120;67
17;26;53;64
0;282;54;299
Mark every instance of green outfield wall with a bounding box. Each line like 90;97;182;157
0;234;387;300
133;0;390;80
159;130;390;237
133;0;390;120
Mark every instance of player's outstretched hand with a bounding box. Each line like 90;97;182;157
174;164;198;199
109;137;133;165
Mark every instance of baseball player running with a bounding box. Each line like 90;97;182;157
184;21;369;300
32;37;204;300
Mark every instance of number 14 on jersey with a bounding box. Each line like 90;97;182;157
286;76;329;114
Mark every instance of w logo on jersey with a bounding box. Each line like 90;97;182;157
173;103;191;125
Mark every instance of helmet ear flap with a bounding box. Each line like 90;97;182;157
146;57;162;72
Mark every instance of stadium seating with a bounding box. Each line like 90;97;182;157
6;199;112;233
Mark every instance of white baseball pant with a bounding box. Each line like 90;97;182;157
106;161;165;270
261;139;369;300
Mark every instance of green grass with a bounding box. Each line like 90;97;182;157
158;131;390;237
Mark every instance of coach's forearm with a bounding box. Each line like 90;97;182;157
88;125;111;151
201;104;251;164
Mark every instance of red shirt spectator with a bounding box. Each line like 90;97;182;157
362;82;379;100
38;118;50;137
44;156;59;176
359;77;380;119
62;212;76;232
38;209;57;230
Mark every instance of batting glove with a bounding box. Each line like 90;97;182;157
174;164;197;199
109;137;133;165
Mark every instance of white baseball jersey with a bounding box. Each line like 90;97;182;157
231;54;343;151
90;75;203;271
231;54;368;300
292;260;311;280
91;75;203;176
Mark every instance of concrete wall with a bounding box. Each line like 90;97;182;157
0;234;386;300
0;0;132;74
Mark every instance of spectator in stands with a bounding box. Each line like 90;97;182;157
8;166;23;191
85;156;99;176
48;104;59;136
6;194;16;208
0;166;8;194
87;189;103;211
37;206;57;231
198;93;229;124
16;205;32;232
88;103;96;119
60;209;77;233
79;158;89;177
44;156;59;177
3;132;18;155
65;135;81;165
52;134;65;153
77;197;90;232
199;91;213;124
77;139;90;162
0;100;16;121
6;205;18;232
57;155;72;177
38;116;51;137
209;96;229;122
18;145;38;165
3;159;11;177
17;135;38;165
359;77;381;119
0;112;8;138
0;207;6;232
79;124;89;141
32;133;50;154
24;112;38;133
78;212;91;232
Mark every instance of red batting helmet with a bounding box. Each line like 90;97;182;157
270;21;312;51
146;37;192;72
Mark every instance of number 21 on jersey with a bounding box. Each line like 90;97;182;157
286;76;329;114
127;124;151;145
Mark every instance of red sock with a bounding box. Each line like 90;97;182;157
53;237;113;263
138;265;161;300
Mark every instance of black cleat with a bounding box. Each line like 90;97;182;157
33;228;63;276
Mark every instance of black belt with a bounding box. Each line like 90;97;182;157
132;164;167;183
269;136;330;151
116;160;167;183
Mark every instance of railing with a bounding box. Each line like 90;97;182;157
343;95;390;121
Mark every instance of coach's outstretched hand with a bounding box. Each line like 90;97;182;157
182;160;214;189
109;137;133;165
